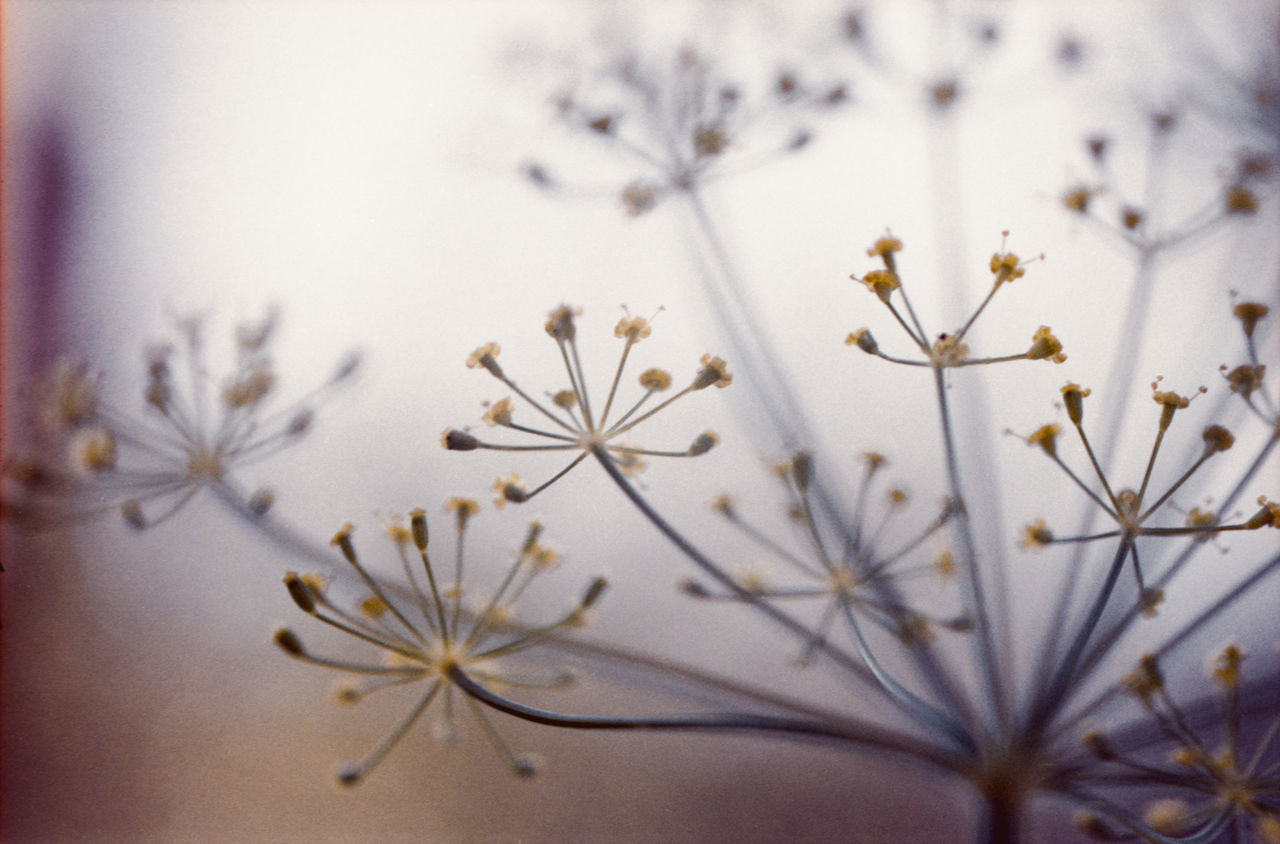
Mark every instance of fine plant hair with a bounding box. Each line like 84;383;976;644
5;4;1280;843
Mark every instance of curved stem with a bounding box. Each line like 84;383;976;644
448;665;961;774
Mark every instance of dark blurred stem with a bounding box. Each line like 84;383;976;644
933;366;1008;735
682;186;811;448
1027;537;1131;738
981;792;1021;844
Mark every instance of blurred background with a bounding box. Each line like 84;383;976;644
4;1;1277;840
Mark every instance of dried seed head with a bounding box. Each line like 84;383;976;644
1027;424;1061;457
1220;364;1265;399
466;343;504;377
492;475;528;508
621;181;659;216
1021;519;1053;549
1233;302;1269;338
1226;183;1259;214
1026;326;1066;363
410;506;429;551
1213;644;1244;689
1124;654;1164;703
442;428;480;451
687;430;719;456
1062;186;1092;213
446;496;481;528
1244;497;1280;529
638;368;671;391
1201;424;1235;455
273;627;305;657
845;327;878;354
1061;382;1090;425
483;397;514;427
857;269;900;304
692;354;732;389
545;304;580;342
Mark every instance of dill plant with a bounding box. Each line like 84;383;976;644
3;2;1279;842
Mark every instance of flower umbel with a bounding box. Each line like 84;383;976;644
1075;647;1280;841
693;452;967;652
1015;375;1275;613
847;232;1057;369
3;309;359;530
274;504;607;785
444;305;728;504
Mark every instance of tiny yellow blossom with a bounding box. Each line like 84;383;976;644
930;78;959;108
615;306;661;342
1201;424;1234;455
621;181;659;216
866;235;903;272
1151;377;1205;430
1185;507;1220;542
1062;186;1092;213
1022;519;1053;548
931;334;969;366
638;368;672;391
446;496;481;528
492;475;528;508
1026;424;1061;457
545;304;580;341
845;327;878;354
856;269;900;304
38;359;99;429
1213;645;1243;689
1220;364;1265;399
466;343;503;377
1124;654;1164;703
360;596;388;619
222;365;276;408
1226;183;1258;214
692;354;733;389
1026;326;1066;363
1232;302;1269;338
72;428;117;474
1139;587;1164;617
1143;800;1189;836
483;397;514;427
1244;497;1280;529
694;124;728;157
934;550;955;577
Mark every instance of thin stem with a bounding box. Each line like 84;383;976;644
933;365;1007;732
840;604;975;752
1027;537;1132;738
447;665;961;771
